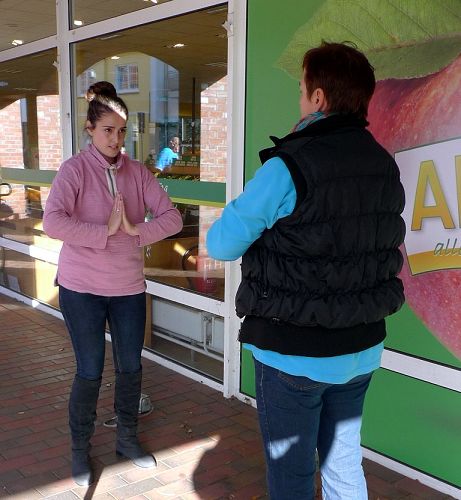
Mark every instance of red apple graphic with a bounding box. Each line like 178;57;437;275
368;54;461;359
274;0;461;360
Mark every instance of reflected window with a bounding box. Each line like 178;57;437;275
77;69;97;96
0;49;60;243
72;7;228;300
115;64;139;93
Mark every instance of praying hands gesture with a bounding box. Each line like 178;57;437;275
107;193;140;237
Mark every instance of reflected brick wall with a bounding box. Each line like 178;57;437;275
200;76;227;183
198;76;227;277
0;101;22;168
0;101;26;216
0;96;61;217
37;95;62;172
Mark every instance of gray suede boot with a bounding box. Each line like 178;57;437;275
115;370;156;468
69;375;101;486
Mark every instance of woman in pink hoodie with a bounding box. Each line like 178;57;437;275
43;81;183;486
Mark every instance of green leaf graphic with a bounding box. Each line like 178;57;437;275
277;0;461;80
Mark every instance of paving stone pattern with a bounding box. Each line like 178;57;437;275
0;294;456;499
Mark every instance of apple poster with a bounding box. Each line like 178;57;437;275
243;0;461;488
276;0;461;364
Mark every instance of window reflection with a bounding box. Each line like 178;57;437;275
75;53;186;164
0;50;60;170
0;49;60;243
73;7;228;300
74;58;227;176
0;247;59;308
144;203;225;300
70;0;173;29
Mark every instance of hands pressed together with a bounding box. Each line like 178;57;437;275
107;193;140;237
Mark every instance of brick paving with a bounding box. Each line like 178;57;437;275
0;293;457;499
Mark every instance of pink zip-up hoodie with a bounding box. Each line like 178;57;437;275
43;144;183;296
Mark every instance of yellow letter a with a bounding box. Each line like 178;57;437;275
411;160;455;231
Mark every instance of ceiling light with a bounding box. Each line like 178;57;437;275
166;43;185;49
73;20;84;26
205;62;227;68
12;40;23;46
111;56;120;60
143;0;158;3
99;34;121;41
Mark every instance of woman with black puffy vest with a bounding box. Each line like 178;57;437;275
207;42;405;500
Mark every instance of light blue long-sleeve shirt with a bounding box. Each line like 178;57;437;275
156;147;178;170
206;156;383;383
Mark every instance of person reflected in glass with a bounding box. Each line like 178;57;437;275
144;148;156;170
156;136;180;173
207;42;405;500
43;81;183;487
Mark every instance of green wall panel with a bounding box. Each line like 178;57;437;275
241;346;256;396
0;167;225;207
386;304;461;369
362;369;461;487
241;1;461;490
245;0;323;181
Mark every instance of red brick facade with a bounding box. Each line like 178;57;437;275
0;100;22;168
0;96;61;217
200;76;227;182
37;95;62;171
198;76;227;277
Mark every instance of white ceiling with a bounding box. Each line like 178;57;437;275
0;0;175;52
71;0;173;27
0;2;227;110
0;0;56;51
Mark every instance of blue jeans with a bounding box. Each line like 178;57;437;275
254;358;372;500
59;286;146;380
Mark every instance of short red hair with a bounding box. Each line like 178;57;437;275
302;42;375;120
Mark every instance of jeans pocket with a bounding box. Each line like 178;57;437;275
277;370;326;391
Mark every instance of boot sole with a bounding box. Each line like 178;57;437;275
116;450;157;468
73;474;94;486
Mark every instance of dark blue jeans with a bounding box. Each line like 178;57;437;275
254;358;372;500
59;286;146;380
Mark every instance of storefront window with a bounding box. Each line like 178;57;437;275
72;7;228;300
0;49;60;246
0;247;59;308
146;295;224;381
0;0;56;51
70;0;173;29
144;203;225;300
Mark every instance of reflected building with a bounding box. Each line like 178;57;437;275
0;1;228;382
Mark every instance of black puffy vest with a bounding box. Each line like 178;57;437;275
237;115;406;357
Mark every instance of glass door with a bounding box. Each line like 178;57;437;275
71;4;229;381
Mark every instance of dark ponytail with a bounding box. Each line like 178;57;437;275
85;81;129;128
